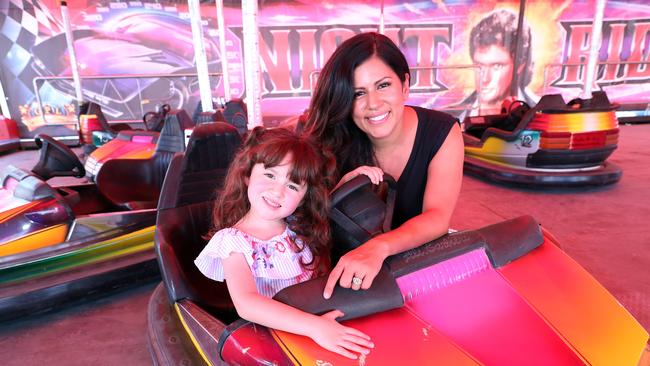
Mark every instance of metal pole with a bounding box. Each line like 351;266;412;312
510;0;527;97
242;0;263;127
188;0;214;112
60;0;83;103
379;0;385;34
582;0;606;98
215;0;231;101
0;78;10;119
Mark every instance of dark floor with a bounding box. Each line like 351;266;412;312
1;124;649;365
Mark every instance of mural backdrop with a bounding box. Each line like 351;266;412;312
1;0;649;138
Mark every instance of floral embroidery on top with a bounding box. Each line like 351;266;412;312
195;227;313;298
251;239;276;270
242;230;298;271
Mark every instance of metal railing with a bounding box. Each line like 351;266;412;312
32;72;223;127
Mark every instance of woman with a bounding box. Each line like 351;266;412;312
304;32;464;299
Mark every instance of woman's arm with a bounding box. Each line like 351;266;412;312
222;253;374;359
323;123;464;298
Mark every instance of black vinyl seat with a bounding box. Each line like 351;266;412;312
95;109;195;210
474;92;617;143
155;122;242;320
477;95;559;142
464;102;531;140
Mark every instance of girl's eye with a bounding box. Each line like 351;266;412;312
378;81;390;89
263;173;274;179
354;90;365;98
287;184;300;192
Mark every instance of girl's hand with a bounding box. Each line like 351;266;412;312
311;310;374;359
323;237;389;299
334;166;384;190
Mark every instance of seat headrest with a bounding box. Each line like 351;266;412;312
79;101;112;135
157;122;242;210
535;94;568;112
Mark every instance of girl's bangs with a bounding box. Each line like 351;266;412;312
288;146;320;185
256;139;318;185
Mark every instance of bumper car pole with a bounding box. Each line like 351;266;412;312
188;0;214;113
581;0;606;99
215;0;231;102
60;1;83;117
242;0;263;128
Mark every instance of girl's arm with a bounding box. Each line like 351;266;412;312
222;253;374;359
324;123;464;298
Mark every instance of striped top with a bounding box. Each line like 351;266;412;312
195;226;314;298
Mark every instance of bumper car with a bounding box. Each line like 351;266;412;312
0;116;21;154
84;106;193;180
78;101;171;153
0;123;183;320
146;123;648;365
83;99;248;180
463;91;622;187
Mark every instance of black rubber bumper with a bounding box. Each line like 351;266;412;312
464;155;622;188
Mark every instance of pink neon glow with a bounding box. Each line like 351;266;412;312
398;249;584;364
132;135;154;144
396;248;490;302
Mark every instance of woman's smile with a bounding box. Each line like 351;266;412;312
367;111;390;124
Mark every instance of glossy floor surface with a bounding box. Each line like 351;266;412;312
1;124;649;365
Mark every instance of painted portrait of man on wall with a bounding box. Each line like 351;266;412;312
459;9;538;119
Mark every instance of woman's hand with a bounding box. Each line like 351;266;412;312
323;237;389;299
311;310;374;359
333;166;384;191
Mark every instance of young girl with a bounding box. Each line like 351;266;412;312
195;127;374;360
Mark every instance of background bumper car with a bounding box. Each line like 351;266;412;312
463;91;622;187
0;125;180;321
83;104;193;180
146;123;648;365
0;116;21;154
83;99;248;180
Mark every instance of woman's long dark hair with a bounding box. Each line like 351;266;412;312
304;32;410;183
208;127;336;274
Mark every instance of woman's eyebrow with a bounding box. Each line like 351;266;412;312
374;76;391;85
354;76;392;89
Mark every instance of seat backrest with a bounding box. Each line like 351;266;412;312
155;109;195;154
94;110;197;209
566;90;618;111
481;98;544;142
191;100;219;124
155;122;242;318
329;175;397;263
194;110;226;125
79;101;115;136
95;154;171;209
222;99;248;136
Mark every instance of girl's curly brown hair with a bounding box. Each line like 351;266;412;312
208;126;336;275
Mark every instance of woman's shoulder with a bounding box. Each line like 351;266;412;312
410;105;459;125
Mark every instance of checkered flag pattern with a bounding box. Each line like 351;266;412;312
1;0;62;121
